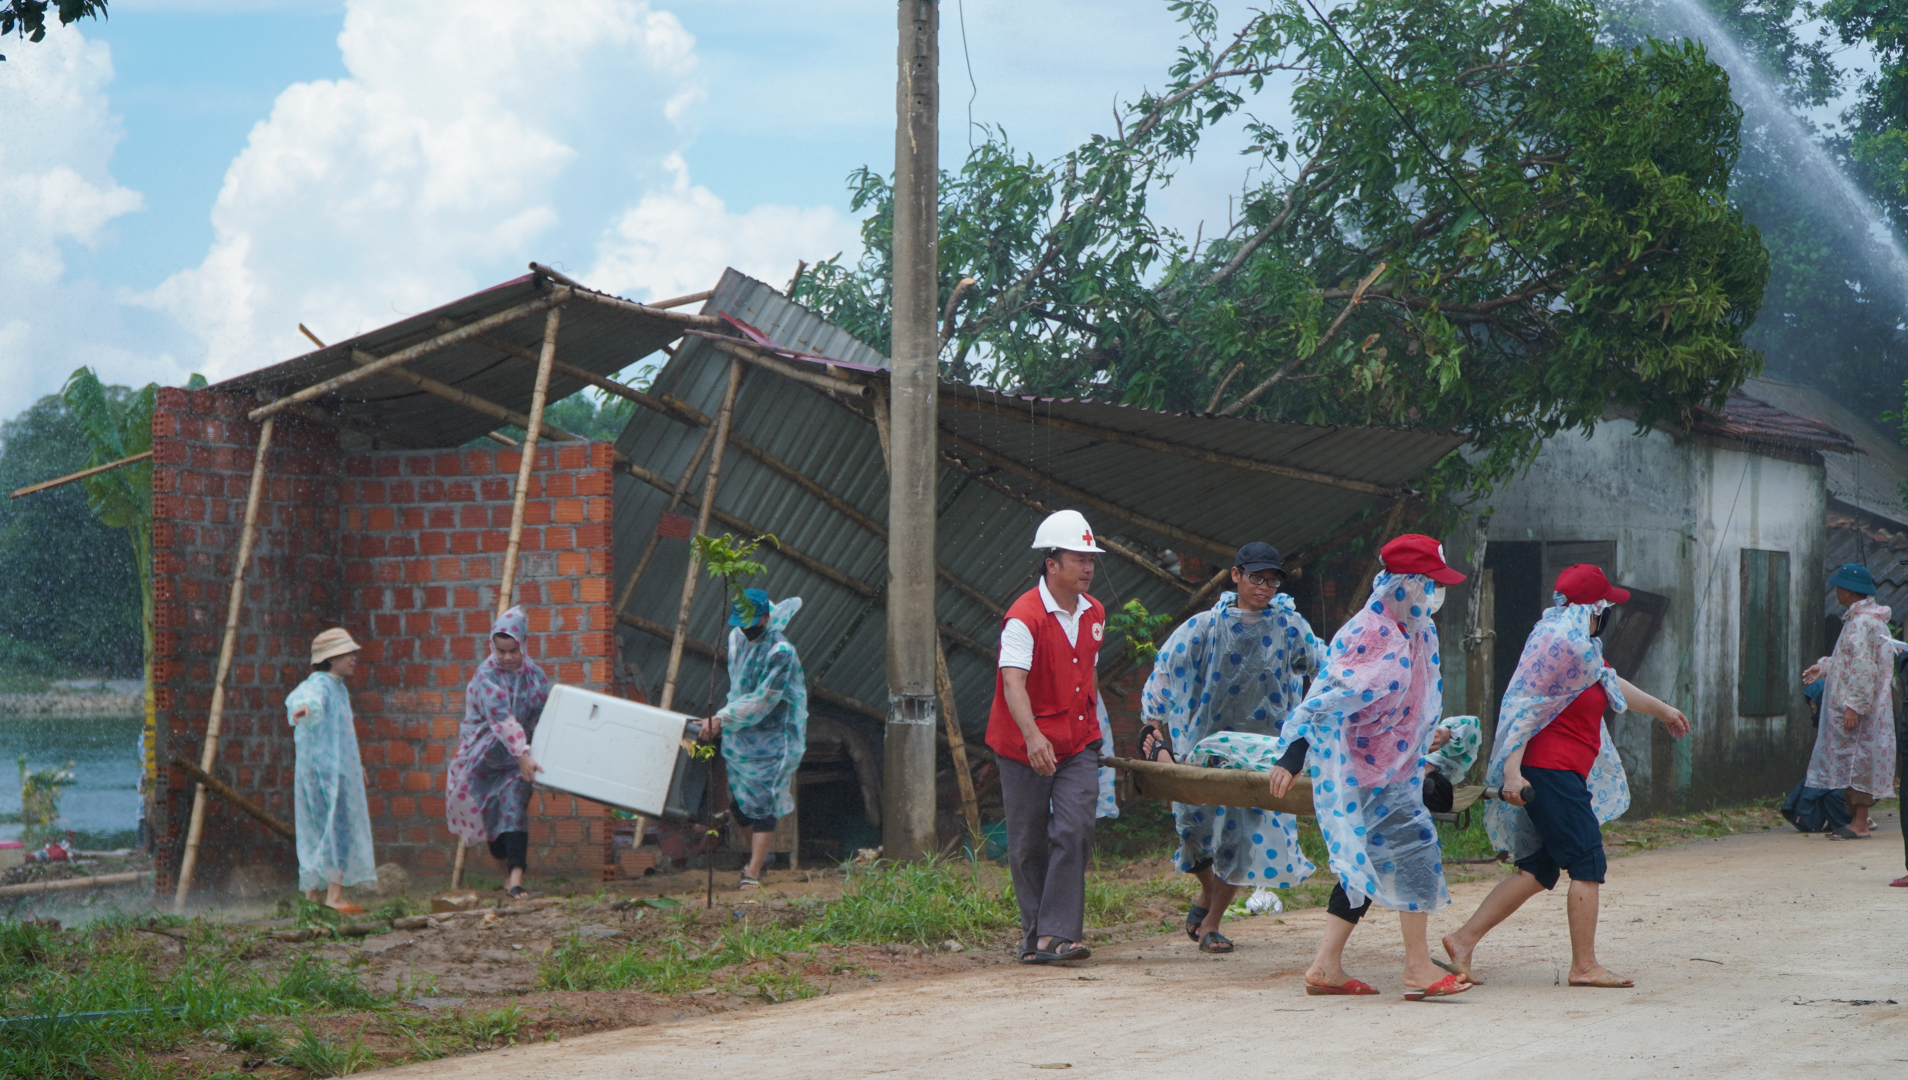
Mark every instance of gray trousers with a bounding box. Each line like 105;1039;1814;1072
998;742;1100;955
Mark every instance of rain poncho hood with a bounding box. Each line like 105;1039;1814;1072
1483;596;1629;859
1147;592;1323;887
719;596;809;821
446;607;552;845
1804;595;1898;796
286;670;377;891
1275;571;1449;911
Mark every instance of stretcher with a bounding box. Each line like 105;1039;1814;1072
1098;755;1490;817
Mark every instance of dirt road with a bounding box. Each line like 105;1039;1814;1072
385;816;1907;1080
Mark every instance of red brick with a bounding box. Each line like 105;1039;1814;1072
403;770;432;792
558;445;587;470
552;499;586;525
391;796;417;818
377;769;402;791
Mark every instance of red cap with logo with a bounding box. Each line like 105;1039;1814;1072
1555;564;1630;605
1378;534;1467;584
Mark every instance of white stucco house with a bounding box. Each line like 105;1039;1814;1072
1441;381;1858;813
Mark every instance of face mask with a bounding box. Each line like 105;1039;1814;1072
1588;600;1612;637
1425;584;1445;616
741;622;767;642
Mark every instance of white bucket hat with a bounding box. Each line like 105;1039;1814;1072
310;628;361;665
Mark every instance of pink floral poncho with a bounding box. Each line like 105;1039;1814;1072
445;607;551;844
1805;596;1898;798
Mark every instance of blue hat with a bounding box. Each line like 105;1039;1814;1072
728;588;772;626
1828;563;1877;595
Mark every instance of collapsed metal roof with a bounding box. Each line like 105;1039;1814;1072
612;269;1466;738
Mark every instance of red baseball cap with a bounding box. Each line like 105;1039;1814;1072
1555;564;1630;605
1379;534;1466;584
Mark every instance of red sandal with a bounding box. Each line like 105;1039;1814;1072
1304;978;1379;996
1404;973;1473;1000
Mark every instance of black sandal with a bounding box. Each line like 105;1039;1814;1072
1033;938;1091;963
506;885;530;900
1184;904;1209;942
1199;931;1235;954
1137;724;1176;764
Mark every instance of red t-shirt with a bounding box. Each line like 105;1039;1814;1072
1522;676;1607;777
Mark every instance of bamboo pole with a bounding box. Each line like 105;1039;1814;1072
659;359;744;711
934;639;982;840
939;425;1239;562
248;292;569;421
170;753;294;842
346;349;581;443
173;415;275;914
614;424;718;614
452;308;562;890
10;449;153;500
1344;497;1411;616
617;611;886;723
937;391;1407;498
698;336;875;400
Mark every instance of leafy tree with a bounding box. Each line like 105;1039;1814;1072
797;0;1767;496
0;0;107;60
0;389;141;674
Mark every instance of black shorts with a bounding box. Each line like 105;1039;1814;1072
488;830;529;871
1514;766;1606;889
737;814;778;834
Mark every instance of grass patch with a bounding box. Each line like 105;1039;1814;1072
278;1023;375;1077
808;857;1017;945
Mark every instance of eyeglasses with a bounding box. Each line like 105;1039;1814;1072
1242;571;1282;588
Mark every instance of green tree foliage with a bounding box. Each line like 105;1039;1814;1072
461;387;638;448
0;390;142;673
796;0;1767;495
0;0;107;60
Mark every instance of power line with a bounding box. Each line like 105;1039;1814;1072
957;0;979;150
1296;0;1549;284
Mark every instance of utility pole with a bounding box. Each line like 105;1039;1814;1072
883;0;940;861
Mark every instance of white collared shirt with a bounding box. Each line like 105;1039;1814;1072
998;578;1090;670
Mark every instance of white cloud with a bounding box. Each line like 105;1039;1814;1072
140;0;731;373
0;26;156;418
586;153;857;302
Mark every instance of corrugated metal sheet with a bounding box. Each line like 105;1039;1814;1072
612;269;1467;741
214;273;689;448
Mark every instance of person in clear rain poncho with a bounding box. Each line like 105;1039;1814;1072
1258;535;1470;998
446;607;550;899
1135;542;1324;954
1802;563;1898;842
699;588;808;890
286;628;378;914
1441;565;1689;989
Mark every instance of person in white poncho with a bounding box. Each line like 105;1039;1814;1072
1440;565;1689;989
1801;563;1897;842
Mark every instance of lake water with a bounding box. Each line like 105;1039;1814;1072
0;714;143;848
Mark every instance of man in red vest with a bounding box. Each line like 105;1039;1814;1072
988;509;1107;964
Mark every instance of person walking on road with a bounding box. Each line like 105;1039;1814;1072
286;628;378;915
1802;563;1897;842
699;588;808;890
1263;534;1470;999
989;510;1108;965
1136;542;1324;954
1441;565;1690;988
446;607;550;900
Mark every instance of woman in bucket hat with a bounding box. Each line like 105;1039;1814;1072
1802;563;1897;841
286;628;378;914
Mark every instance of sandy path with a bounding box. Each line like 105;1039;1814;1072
384;814;1908;1080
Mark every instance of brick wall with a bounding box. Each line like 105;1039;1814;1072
152;387;621;896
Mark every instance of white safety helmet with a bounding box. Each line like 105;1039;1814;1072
1031;509;1105;553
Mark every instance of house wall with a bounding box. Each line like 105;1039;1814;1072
151;387;623;898
1476;422;1825;813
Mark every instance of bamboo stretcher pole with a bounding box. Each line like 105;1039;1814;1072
934;639;983;840
10;449;154;499
452;308;562;890
173;414;275;914
171;753;294;842
659;358;744;712
614;423;718;614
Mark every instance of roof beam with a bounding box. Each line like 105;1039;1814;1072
939;391;1410;498
346;348;582;444
615;610;884;723
696;334;877;400
248;290;570;422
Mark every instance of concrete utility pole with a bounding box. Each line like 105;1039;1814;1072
883;0;940;861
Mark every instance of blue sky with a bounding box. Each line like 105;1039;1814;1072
0;0;1270;422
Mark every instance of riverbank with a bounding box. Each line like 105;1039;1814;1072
0;679;143;717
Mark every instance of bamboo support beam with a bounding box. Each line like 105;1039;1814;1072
938;391;1407;498
174;415;275;914
170;753;294;842
284;403;429;450
614;425;718;615
939;425;1238;563
248;291;569;421
556;285;724;330
660;360;743;711
698;335;876;400
617;457;996;663
617;611;885;723
347;348;581;444
10;449;152;500
935;639;982;839
454;308;561;890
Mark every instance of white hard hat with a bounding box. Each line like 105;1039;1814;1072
1032;509;1105;553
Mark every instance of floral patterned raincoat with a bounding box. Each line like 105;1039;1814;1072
1805;596;1898;797
445;607;551;844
